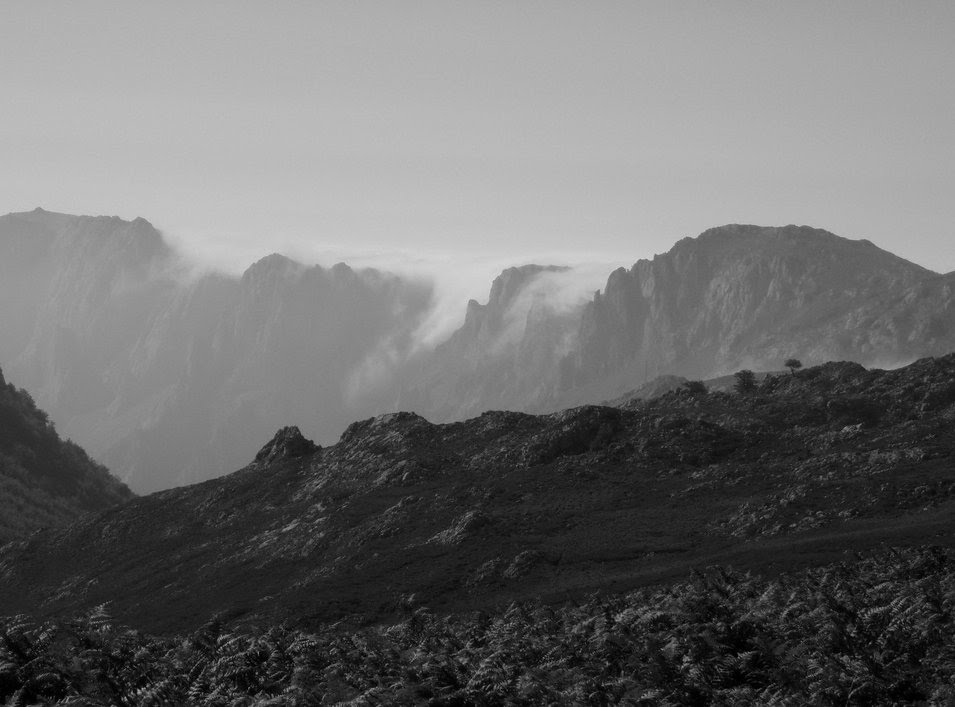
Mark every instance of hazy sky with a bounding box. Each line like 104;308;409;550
3;2;954;274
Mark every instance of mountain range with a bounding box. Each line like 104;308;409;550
3;209;955;492
0;209;432;491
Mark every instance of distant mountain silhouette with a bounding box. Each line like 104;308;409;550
4;211;955;491
0;366;131;541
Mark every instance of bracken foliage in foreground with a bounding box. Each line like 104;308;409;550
3;547;955;706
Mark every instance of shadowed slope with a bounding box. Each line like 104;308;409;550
0;368;132;541
2;356;955;633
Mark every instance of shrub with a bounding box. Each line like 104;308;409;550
734;369;757;394
681;380;708;396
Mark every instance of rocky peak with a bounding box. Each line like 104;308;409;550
241;253;303;284
663;224;931;278
486;265;568;312
329;261;356;279
450;264;571;351
572;223;944;395
339;412;431;446
254;426;318;465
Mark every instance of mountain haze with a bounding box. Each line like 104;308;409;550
0;210;432;491
401;224;955;416
4;211;955;491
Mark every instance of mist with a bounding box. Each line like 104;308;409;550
0;209;635;492
164;224;627;351
8;210;952;496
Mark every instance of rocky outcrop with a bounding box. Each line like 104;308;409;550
254;426;318;464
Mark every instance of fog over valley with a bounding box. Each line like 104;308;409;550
0;208;625;491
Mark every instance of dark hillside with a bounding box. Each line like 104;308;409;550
3;546;954;705
0;368;132;541
2;356;955;633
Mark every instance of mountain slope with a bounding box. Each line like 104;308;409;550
406;224;955;418
0;368;132;541
2;355;954;633
0;210;433;491
561;224;949;405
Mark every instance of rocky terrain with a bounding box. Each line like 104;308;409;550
5;210;955;493
0;367;131;541
2;355;955;634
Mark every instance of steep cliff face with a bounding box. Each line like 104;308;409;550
2;209;177;421
95;256;435;491
402;265;582;418
560;225;949;405
401;224;954;417
98;254;433;491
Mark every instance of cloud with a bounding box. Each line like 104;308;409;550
159;225;631;407
165;224;629;346
496;263;618;348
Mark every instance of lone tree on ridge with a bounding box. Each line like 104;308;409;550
785;358;803;375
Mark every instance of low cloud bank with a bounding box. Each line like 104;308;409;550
162;226;629;415
164;227;627;350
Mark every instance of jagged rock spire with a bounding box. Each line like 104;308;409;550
254;426;318;465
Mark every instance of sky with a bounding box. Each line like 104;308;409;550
3;1;955;278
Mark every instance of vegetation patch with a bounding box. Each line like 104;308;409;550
3;547;955;705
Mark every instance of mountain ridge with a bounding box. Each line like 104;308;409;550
3;354;955;633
